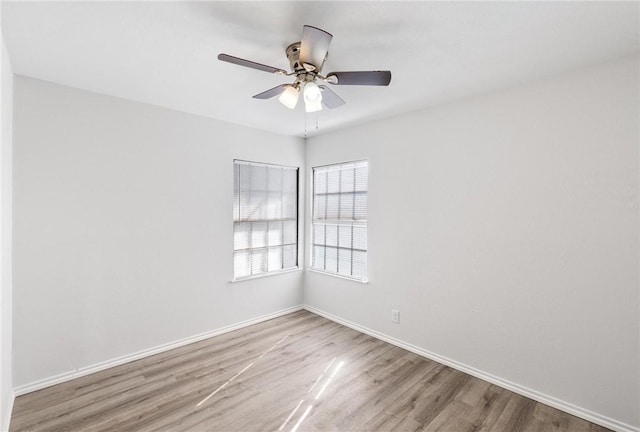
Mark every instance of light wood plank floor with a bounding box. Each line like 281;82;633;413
10;310;610;432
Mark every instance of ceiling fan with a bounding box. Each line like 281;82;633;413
218;25;392;112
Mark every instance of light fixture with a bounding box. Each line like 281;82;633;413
303;82;323;113
278;84;300;109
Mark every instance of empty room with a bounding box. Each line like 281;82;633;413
0;1;638;431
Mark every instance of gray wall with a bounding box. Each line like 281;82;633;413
12;77;305;389
304;57;639;429
1;37;14;432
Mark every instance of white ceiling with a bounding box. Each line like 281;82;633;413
2;1;638;137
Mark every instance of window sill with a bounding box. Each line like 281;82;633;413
306;268;369;284
231;267;301;283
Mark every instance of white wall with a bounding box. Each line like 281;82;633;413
0;37;14;432
305;57;639;430
12;77;305;389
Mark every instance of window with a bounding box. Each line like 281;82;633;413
233;160;298;280
311;161;368;281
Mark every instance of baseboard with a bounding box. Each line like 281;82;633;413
14;305;304;397
1;389;14;432
303;305;638;432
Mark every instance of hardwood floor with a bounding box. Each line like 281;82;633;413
10;310;610;432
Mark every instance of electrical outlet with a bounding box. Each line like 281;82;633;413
392;309;400;324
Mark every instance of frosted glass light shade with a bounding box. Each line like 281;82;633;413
279;85;300;109
303;82;323;113
305;99;322;113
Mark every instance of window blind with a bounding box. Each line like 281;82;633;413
233;160;298;279
311;161;368;280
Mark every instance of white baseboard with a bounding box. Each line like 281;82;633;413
303;305;638;432
1;389;15;432
14;305;304;397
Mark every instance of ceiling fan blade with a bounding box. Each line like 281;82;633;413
319;85;345;109
218;53;286;74
299;25;333;71
252;84;288;99
326;71;392;86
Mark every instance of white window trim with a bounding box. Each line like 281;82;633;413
307;267;369;284
230;267;301;283
309;160;369;283
233;159;299;281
